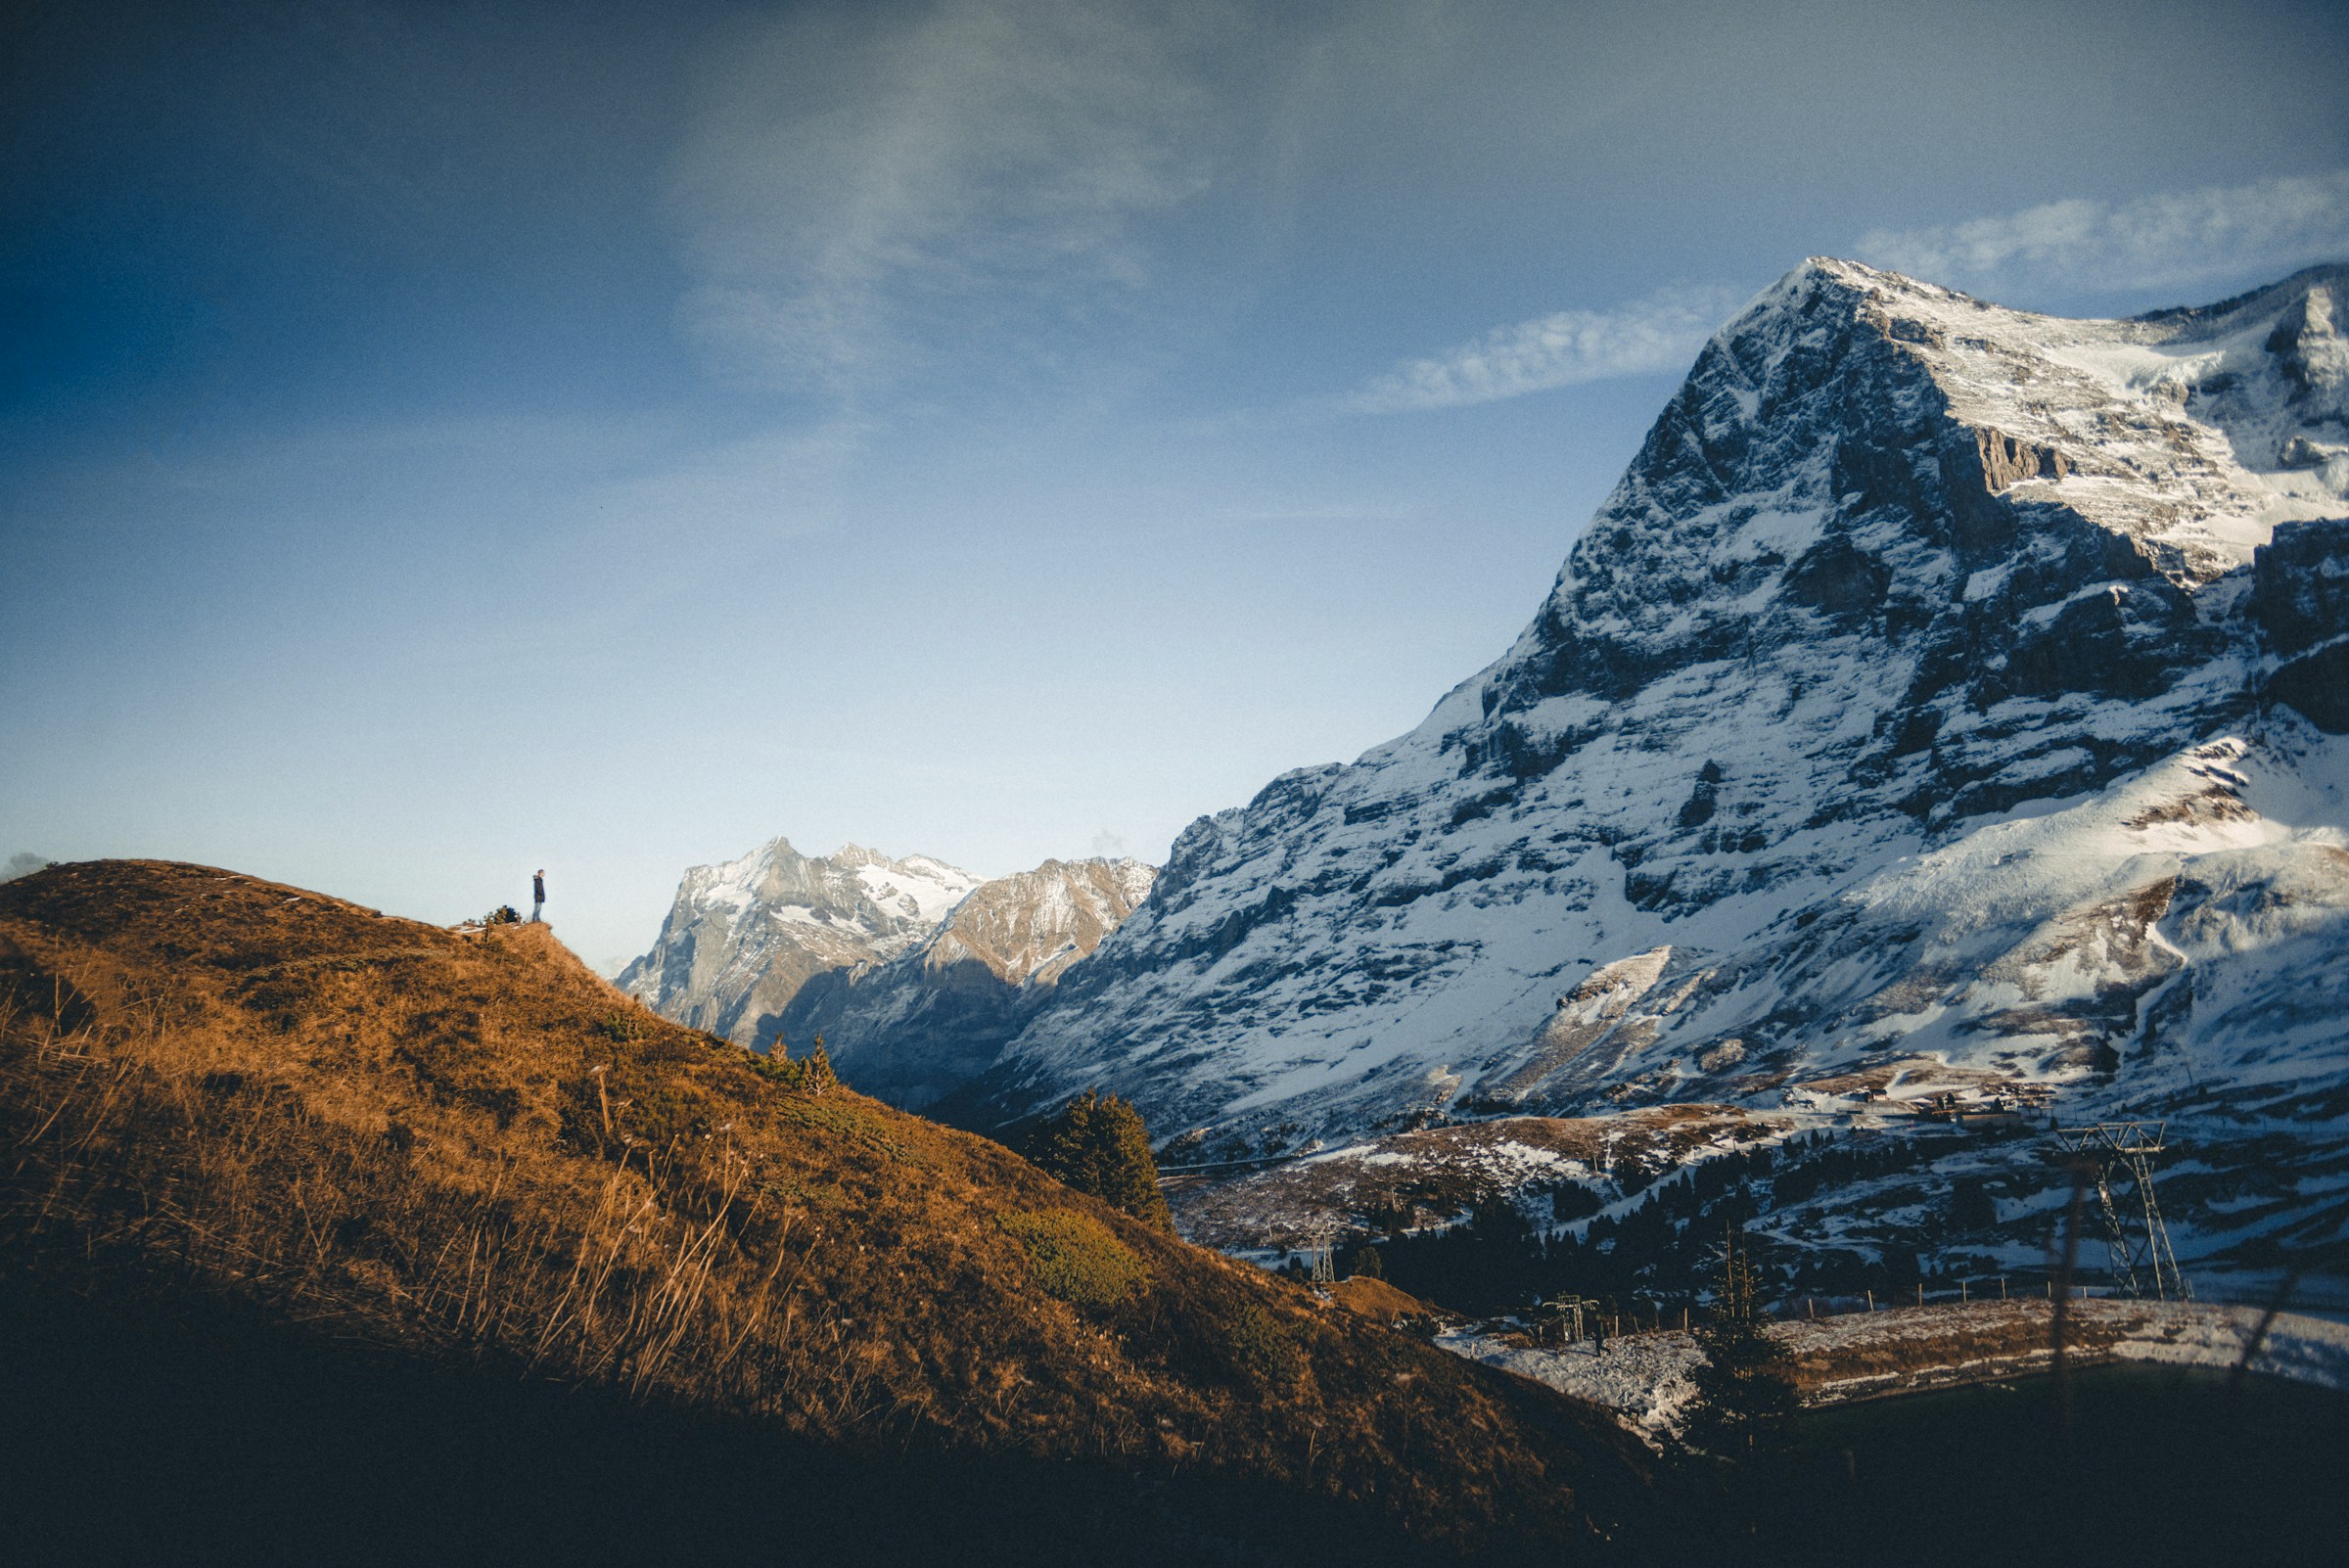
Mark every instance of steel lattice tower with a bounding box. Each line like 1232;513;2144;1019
2055;1121;2190;1302
1308;1226;1337;1287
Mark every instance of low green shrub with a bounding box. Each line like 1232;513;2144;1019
1000;1209;1145;1310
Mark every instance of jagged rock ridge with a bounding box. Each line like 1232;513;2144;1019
949;258;2349;1177
783;857;1157;1109
618;839;978;1046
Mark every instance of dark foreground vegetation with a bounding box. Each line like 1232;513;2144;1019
1736;1362;2349;1567
1;1287;1519;1567
0;861;1662;1564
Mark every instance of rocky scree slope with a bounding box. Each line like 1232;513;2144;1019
956;260;2349;1187
783;857;1156;1110
619;839;977;1048
0;859;1658;1559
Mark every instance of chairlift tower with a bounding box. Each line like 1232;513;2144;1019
1571;1295;1600;1341
1542;1294;1597;1345
2054;1121;2190;1302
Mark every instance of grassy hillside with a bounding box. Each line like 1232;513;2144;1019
0;860;1657;1562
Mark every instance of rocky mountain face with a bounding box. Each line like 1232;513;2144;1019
949;259;2349;1197
783;857;1157;1109
618;840;979;1047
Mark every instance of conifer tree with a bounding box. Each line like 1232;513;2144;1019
1681;1223;1799;1455
803;1035;836;1095
1025;1088;1174;1232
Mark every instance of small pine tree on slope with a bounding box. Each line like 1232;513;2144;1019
803;1035;837;1095
1025;1088;1174;1232
1681;1225;1799;1456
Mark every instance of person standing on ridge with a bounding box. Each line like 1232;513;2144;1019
531;868;546;923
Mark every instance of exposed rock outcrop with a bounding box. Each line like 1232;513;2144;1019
2254;517;2349;731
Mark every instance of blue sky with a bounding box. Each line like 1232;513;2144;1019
5;0;2346;971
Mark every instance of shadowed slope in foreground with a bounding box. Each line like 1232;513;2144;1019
0;861;1658;1564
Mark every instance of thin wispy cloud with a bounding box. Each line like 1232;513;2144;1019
584;422;870;546
1343;284;1749;415
668;0;1242;400
1855;168;2349;297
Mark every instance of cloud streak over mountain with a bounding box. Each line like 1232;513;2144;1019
1856;168;2349;298
1372;167;2349;424
1344;285;1753;414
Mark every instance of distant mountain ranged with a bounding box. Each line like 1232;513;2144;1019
781;856;1157;1108
618;839;979;1047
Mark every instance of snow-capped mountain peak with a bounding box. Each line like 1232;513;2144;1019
947;258;2349;1170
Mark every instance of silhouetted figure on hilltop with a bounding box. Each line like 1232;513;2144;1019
531;869;545;923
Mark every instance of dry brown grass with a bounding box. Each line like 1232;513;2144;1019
0;860;1654;1554
1329;1275;1444;1324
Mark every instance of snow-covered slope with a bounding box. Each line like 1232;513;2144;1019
782;857;1156;1108
618;839;979;1046
957;259;2349;1166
